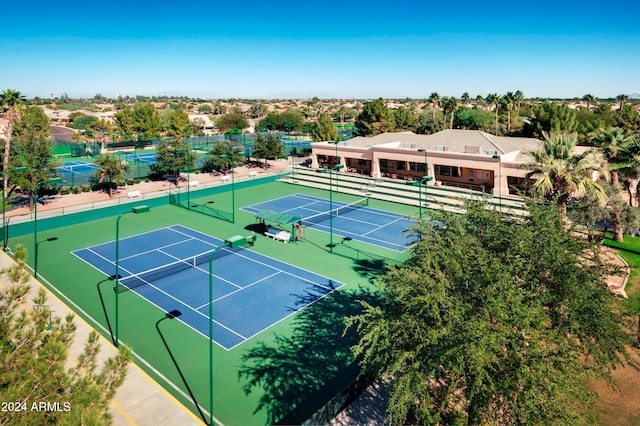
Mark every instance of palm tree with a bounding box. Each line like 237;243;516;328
0;89;26;202
514;90;524;117
582;94;595;111
522;132;609;216
503;92;516;134
616;94;629;111
442;96;459;130
485;93;500;135
610;135;640;207
475;95;485;109
592;128;632;186
428;92;440;119
460;92;471;106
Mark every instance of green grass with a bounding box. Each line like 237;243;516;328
12;180;413;425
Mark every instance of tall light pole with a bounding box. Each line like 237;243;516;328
408;176;433;219
316;164;344;253
492;155;502;213
34;177;62;273
418;148;428;176
35;237;58;279
2;166;27;250
209;234;254;426
114;205;150;348
329;140;340;192
177;148;194;209
219;154;243;223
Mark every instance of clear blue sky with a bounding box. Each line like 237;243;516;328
2;0;639;99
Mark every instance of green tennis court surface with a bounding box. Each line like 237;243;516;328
11;180;413;424
73;224;343;350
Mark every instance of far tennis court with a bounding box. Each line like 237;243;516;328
242;193;418;251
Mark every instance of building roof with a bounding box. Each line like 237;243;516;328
330;129;542;162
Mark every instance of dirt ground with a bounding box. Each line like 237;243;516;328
590;345;640;425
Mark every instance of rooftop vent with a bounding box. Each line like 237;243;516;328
464;145;480;154
436;145;447;152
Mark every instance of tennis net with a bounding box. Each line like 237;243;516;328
59;164;99;172
117;248;234;293
303;197;369;226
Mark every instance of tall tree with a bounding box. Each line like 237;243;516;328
592;128;632;186
253;134;283;168
442;96;459;130
526;102;577;139
166;108;191;138
310;112;338;142
428;92;440;119
522;132;609;215
393;107;418;132
150;138;191;184
514;90;524;117
10;106;58;211
215;112;249;133
486;93;501;135
0;89;26;197
91;155;131;198
616;94;629;111
355;98;395;136
582;93;596;111
460;92;471;105
503;91;516;134
610;135;640;207
347;201;636;425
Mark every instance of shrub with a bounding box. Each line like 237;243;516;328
81;184;91;192
72;186;82;194
59;186;71;195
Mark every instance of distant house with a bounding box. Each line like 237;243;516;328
310;129;545;196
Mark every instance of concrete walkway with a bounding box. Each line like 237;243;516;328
0;248;204;425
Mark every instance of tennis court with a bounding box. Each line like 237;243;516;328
118;152;158;164
72;224;343;350
242;194;417;251
58;160;100;175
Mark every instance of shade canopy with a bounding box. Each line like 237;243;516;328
254;209;301;225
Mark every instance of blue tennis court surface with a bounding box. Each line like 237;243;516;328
72;225;343;350
242;194;417;252
118;153;157;164
58;161;100;174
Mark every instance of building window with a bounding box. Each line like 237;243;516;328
436;165;461;177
